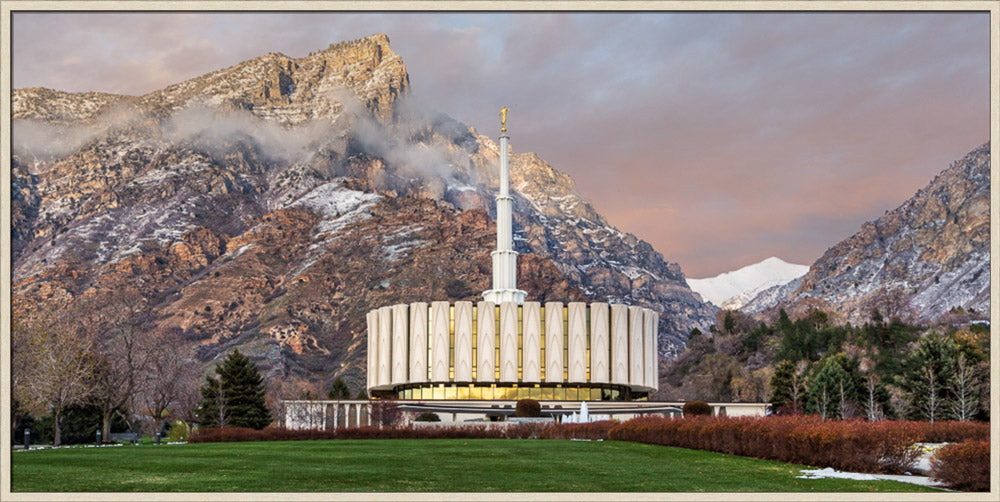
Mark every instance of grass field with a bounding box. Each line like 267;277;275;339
11;439;941;492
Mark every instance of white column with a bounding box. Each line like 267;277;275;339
431;301;450;382
454;301;474;381
647;309;659;391
409;302;428;383
499;301;519;381
521;302;541;382
392;304;408;385
629;306;644;387
333;403;339;429
567;302;588;382
544;302;564;383
377;307;392;387
366;310;378;392
477;301;496;382
610;304;629;385
590;303;610;383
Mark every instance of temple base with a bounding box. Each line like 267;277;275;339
481;288;527;304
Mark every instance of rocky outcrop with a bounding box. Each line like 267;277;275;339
755;143;990;324
11;34;713;394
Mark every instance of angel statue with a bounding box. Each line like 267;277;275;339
500;106;509;133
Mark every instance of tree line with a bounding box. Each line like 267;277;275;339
661;307;989;422
11;290;358;446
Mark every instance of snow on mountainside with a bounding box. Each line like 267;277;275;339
758;143;990;324
687;257;809;310
11;33;715;394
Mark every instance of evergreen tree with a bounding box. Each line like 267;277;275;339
197;350;271;429
327;377;350;400
770;360;797;411
806;353;863;419
901;335;959;422
197;374;226;428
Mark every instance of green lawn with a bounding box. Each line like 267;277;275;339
11;439;940;492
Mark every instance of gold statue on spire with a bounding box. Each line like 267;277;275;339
500;106;509;133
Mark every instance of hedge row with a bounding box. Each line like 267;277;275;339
538;420;619;440
607;415;957;474
904;420;990;443
930;440;990;491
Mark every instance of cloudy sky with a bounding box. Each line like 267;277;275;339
12;11;990;277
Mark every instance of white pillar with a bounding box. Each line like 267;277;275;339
544;302;564;383
567;302;588;382
454;301;474;381
611;304;629;384
590;303;610;384
477;301;496;382
392;304;409;385
499;301;519;381
629;306;644;387
409;302;428;383
431;301;450;381
521;302;541;382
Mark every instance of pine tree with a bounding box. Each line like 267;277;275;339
902;335;959;422
197;350;271;429
327;377;350;399
770;360;796;411
806;353;862;419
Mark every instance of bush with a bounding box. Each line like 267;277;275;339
930;440;989;491
371;399;402;427
515;399;541;418
607;415;925;474
167;420;191;442
682;400;712;417
414;412;441;422
540;420;617;440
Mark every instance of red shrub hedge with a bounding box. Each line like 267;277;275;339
607;415;925;474
908;421;989;443
929;440;990;491
539;420;618;440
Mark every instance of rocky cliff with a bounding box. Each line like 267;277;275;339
751;143;990;324
11;34;714;394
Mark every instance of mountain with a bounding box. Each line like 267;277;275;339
752;143;990;324
11;34;716;394
687;257;809;310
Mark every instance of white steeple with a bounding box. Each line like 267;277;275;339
482;107;527;305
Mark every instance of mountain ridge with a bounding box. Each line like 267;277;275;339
12;33;716;394
752;142;990;324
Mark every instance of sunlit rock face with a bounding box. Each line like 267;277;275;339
751;143;990;324
11;33;713;394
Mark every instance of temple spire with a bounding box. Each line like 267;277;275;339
482;107;526;305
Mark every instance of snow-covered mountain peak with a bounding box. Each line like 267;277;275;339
687;257;809;309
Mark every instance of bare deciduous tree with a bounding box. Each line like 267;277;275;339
923;364;941;423
949;353;980;421
859;356;884;421
23;312;96;446
81;292;151;439
141;331;195;440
